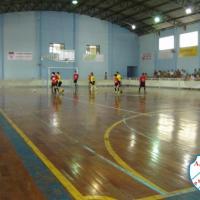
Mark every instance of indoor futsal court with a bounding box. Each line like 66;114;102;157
0;86;200;200
1;0;200;200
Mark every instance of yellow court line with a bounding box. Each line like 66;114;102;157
0;109;119;200
136;194;163;200
104;116;167;195
84;195;117;200
0;109;84;200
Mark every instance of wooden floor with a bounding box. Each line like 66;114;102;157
0;86;199;200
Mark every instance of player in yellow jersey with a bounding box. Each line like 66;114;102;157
56;72;64;94
116;71;122;94
90;72;96;91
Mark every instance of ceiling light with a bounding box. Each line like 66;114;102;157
131;24;136;30
72;0;78;5
154;16;161;23
185;7;192;14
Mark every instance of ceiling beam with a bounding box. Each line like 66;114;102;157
80;0;108;14
102;0;152;20
136;1;200;32
91;0;123;17
122;0;200;25
113;1;170;23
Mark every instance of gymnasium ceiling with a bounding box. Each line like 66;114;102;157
1;0;200;35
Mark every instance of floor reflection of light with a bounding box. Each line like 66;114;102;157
178;120;197;145
182;154;192;174
89;181;100;195
71;162;81;177
157;114;174;142
151;141;160;162
128;134;136;150
51;113;59;127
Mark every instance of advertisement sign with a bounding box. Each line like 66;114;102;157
8;51;33;60
179;47;198;57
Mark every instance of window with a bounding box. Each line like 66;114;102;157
159;36;174;50
179;31;198;48
86;45;100;55
49;43;64;54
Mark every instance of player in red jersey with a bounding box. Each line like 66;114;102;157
73;70;79;88
51;72;58;94
139;73;147;93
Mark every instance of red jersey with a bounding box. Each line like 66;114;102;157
73;73;79;81
114;76;118;83
140;75;146;83
51;76;57;84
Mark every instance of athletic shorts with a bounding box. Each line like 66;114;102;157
114;82;119;87
74;79;77;83
140;82;145;87
58;81;62;87
52;82;57;87
90;81;95;85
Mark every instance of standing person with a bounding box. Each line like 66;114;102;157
90;72;96;91
116;71;122;94
139;73;147;93
51;72;55;93
56;72;63;94
88;73;91;88
51;72;58;94
114;74;119;93
104;72;108;80
73;70;79;88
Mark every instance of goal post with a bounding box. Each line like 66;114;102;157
42;48;77;89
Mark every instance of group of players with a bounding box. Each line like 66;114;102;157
113;72;147;94
51;72;63;94
51;70;147;95
51;70;79;94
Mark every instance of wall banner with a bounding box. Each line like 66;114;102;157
141;53;152;60
8;51;33;60
179;47;198;57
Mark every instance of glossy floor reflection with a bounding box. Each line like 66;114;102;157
0;87;199;200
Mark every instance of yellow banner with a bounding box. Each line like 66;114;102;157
179;46;198;57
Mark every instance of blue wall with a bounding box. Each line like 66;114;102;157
75;15;109;79
4;12;38;79
0;11;139;80
139;22;200;76
110;24;139;78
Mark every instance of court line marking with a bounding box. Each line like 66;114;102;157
0;109;84;200
84;196;116;200
0;108;119;200
136;187;196;200
5;100;155;186
104;109;200;198
104;115;167;195
9;96;193;196
62;93;200;119
62;95;140;114
3;94;199;199
31;112;161;188
24;109;166;190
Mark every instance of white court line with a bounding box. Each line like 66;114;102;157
62;95;140;114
